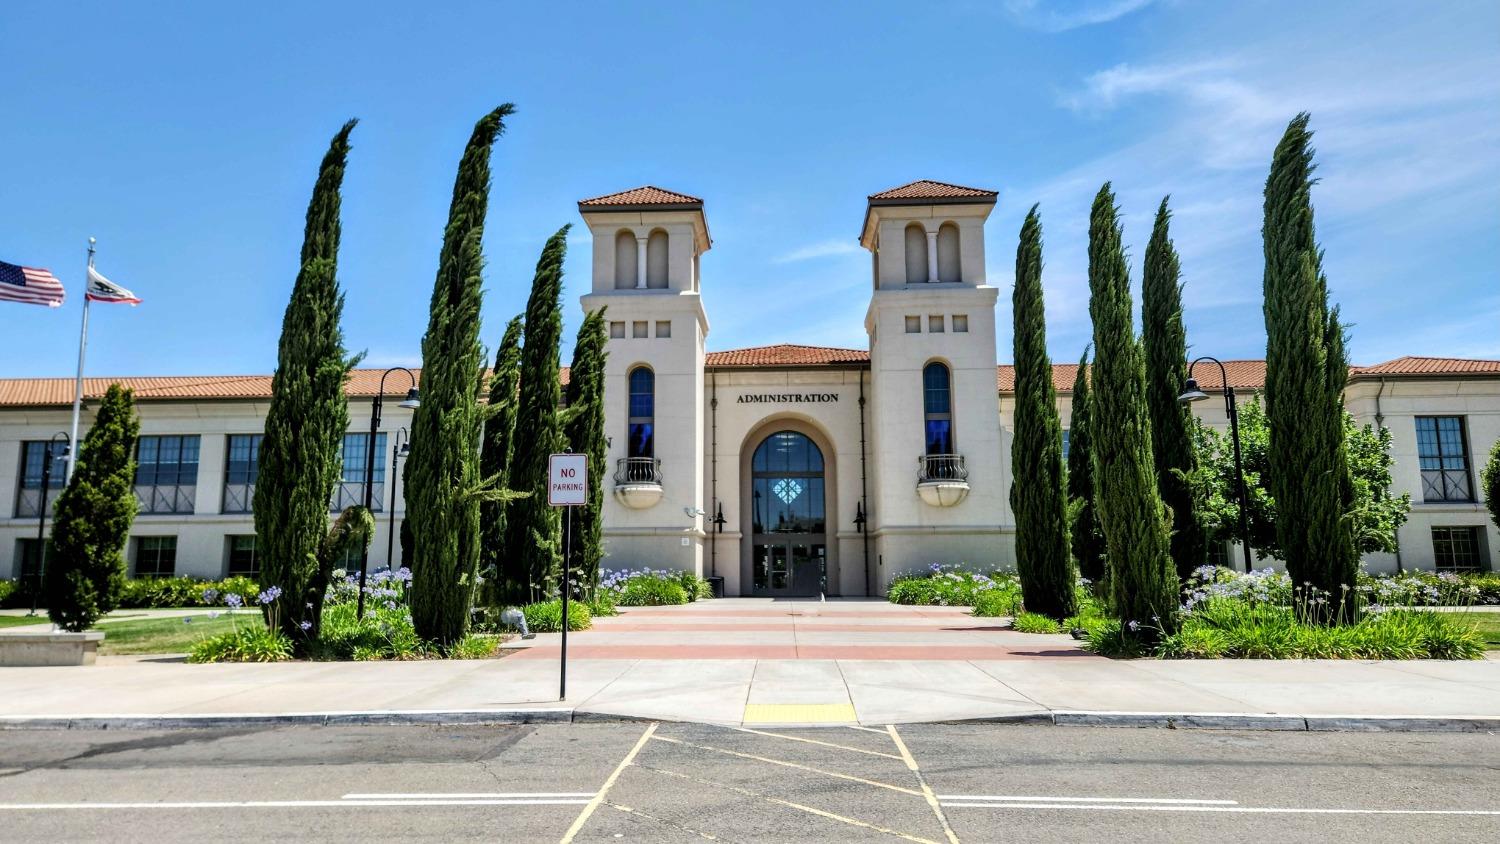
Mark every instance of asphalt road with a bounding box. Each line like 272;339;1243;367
1;723;1497;843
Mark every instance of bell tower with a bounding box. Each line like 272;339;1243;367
578;187;712;576
860;180;1009;585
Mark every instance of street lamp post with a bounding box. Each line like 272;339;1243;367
1179;356;1254;573
356;368;419;620
384;427;411;577
30;432;72;616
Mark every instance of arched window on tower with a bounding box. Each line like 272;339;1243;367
904;223;928;284
646;229;669;288
923;362;954;456
628;367;655;458
936;223;961;283
614;230;639;289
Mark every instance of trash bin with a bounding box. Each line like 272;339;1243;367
706;576;726;599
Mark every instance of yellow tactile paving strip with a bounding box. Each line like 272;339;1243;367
742;703;859;723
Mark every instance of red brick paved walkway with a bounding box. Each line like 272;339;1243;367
512;598;1096;661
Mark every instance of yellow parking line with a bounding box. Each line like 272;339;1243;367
641;763;944;844
731;726;905;760
888;725;961;844
559;722;657;844
650;734;921;796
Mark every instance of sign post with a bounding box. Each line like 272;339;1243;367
548;453;588;701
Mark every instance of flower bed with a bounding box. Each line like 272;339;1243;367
1077;566;1487;660
887;564;1021;613
600;568;711;607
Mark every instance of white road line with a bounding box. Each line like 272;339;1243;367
0;799;591;811
938;795;1237;805
939;803;1500;816
343;792;596;800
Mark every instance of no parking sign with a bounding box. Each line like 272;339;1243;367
549;454;587;701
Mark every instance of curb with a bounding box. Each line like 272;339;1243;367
1048;711;1500;733
0;708;572;731
2;709;1497;733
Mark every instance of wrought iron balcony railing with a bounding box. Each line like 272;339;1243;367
614;457;663;486
917;453;968;483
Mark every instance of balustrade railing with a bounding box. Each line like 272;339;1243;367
917;453;968;483
614;457;663;486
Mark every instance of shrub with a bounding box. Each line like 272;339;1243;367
187;625;294;663
115;576;261;609
887;564;1014;607
0;580;19;608
589;591;619;617
1149;598;1485;660
310;599;429;661
972;587;1023;618
602;569;692;607
448;634;503;660
1012;612;1062;634
518;599;592;632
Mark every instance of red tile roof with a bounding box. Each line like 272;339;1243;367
1352;356;1500;377
868;180;997;202
3;350;1494;407
705;344;869;368
578;186;703;208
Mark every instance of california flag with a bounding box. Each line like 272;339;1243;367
86;265;142;305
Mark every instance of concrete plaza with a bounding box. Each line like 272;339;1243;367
3;599;1500;729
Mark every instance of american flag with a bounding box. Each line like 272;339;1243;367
0;260;66;307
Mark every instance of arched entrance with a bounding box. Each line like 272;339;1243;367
748;430;827;597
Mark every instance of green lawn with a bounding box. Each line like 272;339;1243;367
0;615;50;629
1461;613;1500;650
94;614;244;655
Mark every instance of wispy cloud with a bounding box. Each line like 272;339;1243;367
1013;29;1500;364
1004;0;1156;32
772;238;863;264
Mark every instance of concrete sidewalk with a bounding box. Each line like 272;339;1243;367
3;599;1499;730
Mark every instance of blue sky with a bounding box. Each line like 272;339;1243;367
3;0;1497;378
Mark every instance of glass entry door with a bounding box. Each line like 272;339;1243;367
749;431;827;597
753;541;826;596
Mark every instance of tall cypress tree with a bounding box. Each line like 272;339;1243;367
504;226;570;602
45;384;139;632
254;119;358;641
1010;207;1076;620
1067;350;1106;589
480;314;524;603
1142;197;1207;580
407;105;514;646
564;308;609;600
1087;183;1179;635
1262;113;1359;623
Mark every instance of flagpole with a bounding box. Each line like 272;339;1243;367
67;238;96;483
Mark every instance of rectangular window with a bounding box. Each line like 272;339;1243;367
952;314;969;333
226;535;259;577
904;315;921;334
1061;429;1070;460
928;315;945;333
1209;540;1230;568
222;434;262;514
1432;526;1487;572
1416;416;1472;502
135;435;200;514
333;432;387;512
134;536;177;579
609;321;625;339
632;321;648;339
15;441;68;517
15;538;50;583
655;320;671;339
